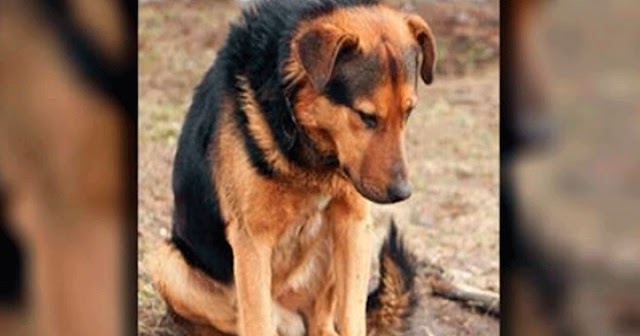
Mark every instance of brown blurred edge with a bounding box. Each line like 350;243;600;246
0;0;137;335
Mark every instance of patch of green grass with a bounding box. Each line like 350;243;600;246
140;99;186;145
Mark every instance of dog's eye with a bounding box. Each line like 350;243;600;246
356;110;378;129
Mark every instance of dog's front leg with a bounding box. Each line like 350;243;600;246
228;225;275;336
328;196;373;336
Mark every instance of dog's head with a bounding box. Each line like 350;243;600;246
287;7;436;204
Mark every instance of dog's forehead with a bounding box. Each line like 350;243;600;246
325;42;418;108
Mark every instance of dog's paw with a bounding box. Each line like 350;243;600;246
275;305;306;336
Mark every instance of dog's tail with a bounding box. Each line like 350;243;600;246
366;221;418;335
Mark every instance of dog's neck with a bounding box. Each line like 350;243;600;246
284;95;339;170
235;75;339;177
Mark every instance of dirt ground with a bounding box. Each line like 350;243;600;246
138;0;499;335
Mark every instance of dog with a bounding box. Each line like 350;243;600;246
151;0;437;335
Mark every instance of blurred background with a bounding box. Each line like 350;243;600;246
0;0;135;335
504;0;640;335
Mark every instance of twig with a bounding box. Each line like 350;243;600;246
430;277;500;317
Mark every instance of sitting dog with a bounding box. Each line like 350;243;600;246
151;0;437;335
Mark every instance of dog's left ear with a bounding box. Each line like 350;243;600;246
293;24;358;91
406;14;437;85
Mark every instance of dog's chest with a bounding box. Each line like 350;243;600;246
271;194;333;308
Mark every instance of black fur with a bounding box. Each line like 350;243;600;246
0;224;23;305
325;51;383;108
324;42;418;110
171;64;235;283
171;0;379;283
366;220;417;312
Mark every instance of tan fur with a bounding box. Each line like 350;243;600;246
366;254;413;335
150;242;238;334
152;5;435;336
285;6;435;202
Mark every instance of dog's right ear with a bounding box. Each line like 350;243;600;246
293;24;358;91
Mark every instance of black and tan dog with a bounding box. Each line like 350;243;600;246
151;0;436;335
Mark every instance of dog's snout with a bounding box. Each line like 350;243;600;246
386;179;411;203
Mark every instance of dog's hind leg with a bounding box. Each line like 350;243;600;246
149;241;238;334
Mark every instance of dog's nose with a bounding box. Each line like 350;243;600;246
386;180;412;202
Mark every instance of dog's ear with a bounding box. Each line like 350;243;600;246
293;24;358;91
406;14;437;85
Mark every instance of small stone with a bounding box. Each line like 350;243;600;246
159;228;169;238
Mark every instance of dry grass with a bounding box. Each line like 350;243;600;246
138;1;499;334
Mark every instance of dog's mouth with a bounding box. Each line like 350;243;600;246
356;185;400;204
341;167;409;204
